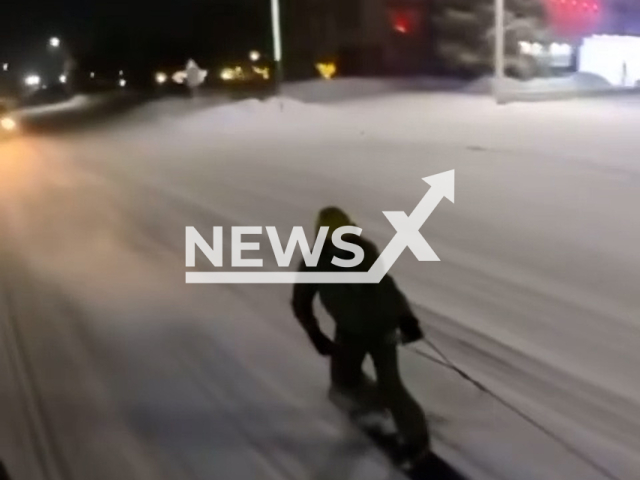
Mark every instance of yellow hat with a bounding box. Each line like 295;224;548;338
315;206;353;237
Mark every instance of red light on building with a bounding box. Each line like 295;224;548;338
388;8;421;35
395;21;408;34
543;0;601;36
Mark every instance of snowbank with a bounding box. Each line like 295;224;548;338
464;73;613;96
283;78;472;103
283;75;627;105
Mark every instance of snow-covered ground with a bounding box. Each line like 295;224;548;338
1;85;639;480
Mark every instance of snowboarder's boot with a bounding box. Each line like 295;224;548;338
328;385;360;413
329;385;395;435
397;436;432;471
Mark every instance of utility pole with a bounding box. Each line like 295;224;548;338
494;0;505;103
271;0;284;92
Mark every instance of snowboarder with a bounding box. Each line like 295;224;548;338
291;206;431;466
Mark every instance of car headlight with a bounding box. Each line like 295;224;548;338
1;117;17;131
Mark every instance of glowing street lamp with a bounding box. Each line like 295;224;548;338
249;50;261;62
1;116;17;132
59;74;67;84
24;75;41;87
155;71;168;85
49;37;61;48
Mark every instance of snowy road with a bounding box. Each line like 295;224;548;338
1;91;639;480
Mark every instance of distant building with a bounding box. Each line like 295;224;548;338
282;0;640;78
543;0;601;40
535;0;640;37
596;0;640;35
282;0;431;77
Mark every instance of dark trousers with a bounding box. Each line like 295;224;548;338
331;330;430;448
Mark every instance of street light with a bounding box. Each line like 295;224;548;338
49;37;61;48
24;75;42;93
59;74;67;84
1;117;17;132
24;75;41;87
155;71;168;85
249;50;261;62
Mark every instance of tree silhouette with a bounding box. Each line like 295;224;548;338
431;0;551;78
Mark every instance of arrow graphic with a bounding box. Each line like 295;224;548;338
368;169;454;283
186;170;455;284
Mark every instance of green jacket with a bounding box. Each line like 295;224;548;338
291;235;413;337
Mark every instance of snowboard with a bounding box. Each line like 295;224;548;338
329;391;468;480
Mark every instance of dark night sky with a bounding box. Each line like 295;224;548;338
1;0;271;73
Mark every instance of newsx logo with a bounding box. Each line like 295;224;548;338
186;170;454;284
187;224;365;269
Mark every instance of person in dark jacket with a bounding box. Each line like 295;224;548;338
292;206;430;464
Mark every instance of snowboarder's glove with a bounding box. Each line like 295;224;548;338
308;329;336;357
399;315;424;345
